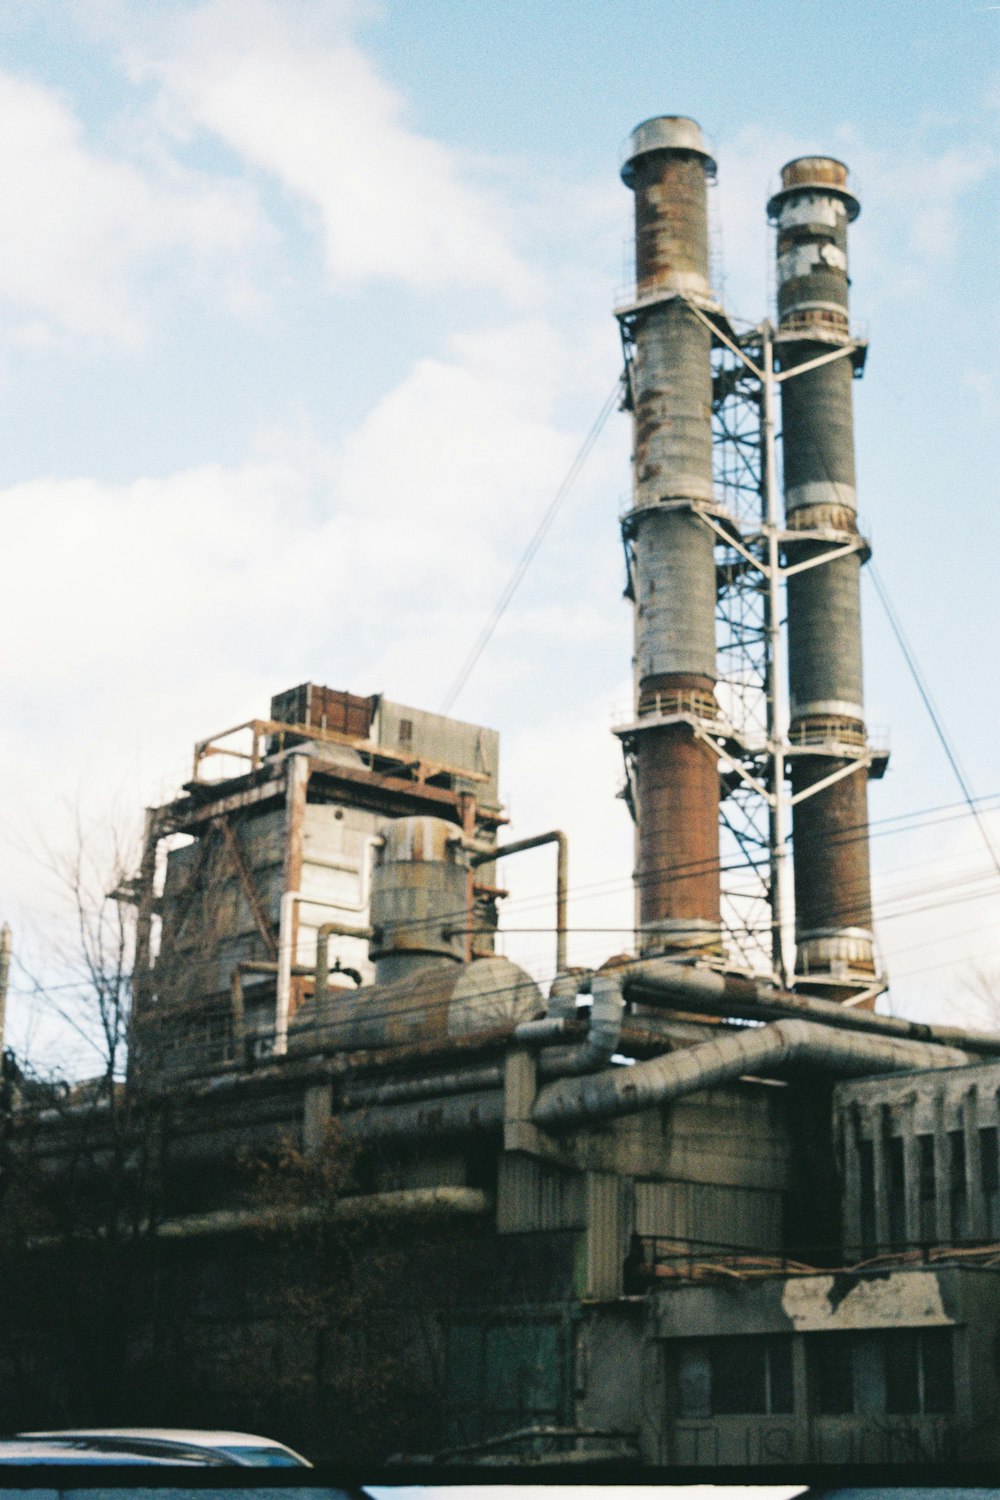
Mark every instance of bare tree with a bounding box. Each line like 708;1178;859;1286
959;965;1000;1032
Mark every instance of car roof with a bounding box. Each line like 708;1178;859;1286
0;1439;205;1465
23;1428;289;1445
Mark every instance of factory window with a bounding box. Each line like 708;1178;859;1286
950;1130;969;1240
918;1134;936;1241
981;1126;1000;1236
809;1329;953;1416
888;1134;906;1248
676;1336;792;1417
445;1317;564;1445
398;717;413;744
858;1138;876;1254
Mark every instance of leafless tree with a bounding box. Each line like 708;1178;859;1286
959;965;1000;1033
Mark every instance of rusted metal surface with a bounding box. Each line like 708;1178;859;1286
791;755;875;995
270;682;376;740
623;121;714;300
635;723;721;952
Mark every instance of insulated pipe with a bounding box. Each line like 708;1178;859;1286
535;969;625;1077
470;830;568;973
621;960;1000;1055
620;117;722;958
338;1088;504;1143
148;1189;492;1241
532;1019;971;1130
768;157;878;999
341;1065;504;1109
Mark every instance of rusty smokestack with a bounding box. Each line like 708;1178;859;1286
619;118;722;958
768;157;881;1001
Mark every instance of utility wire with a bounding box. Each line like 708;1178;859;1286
440;378;621;714
869;562;1000;888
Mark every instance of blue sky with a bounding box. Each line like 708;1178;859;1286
1;0;998;1067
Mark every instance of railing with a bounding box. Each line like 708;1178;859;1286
788;721;889;754
190;715;489;787
631;1232;1000;1287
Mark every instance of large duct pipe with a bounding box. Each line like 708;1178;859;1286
768;157;879;1000
620;116;722;958
621;959;1000;1055
532;1019;970;1130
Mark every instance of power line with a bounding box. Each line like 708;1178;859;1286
440;378;621;714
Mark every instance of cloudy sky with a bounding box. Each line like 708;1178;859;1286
1;0;998;1063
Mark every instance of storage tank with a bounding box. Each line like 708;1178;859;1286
369;816;470;984
288;954;543;1054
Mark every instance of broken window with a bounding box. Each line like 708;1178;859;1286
809;1328;953;1416
676;1336;793;1417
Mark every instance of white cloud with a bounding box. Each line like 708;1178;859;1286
0;70;263;344
121;0;534;303
0;308;619;918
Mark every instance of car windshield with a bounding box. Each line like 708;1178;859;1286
221;1446;306;1466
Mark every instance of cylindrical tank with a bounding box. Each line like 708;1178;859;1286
620;116;722;958
769;157;877;1000
369;816;469;985
287;955;543;1054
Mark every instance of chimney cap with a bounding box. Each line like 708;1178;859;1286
767;155;860;223
621;116;717;187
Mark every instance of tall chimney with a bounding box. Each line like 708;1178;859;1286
620;118;722;958
768;158;879;1000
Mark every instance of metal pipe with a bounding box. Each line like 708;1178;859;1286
619;117;722;958
532;1018;971;1130
315;920;373;1005
621;959;1000;1055
470;830;568;972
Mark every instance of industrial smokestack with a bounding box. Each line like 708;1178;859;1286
768;158;880;1001
618;117;722;959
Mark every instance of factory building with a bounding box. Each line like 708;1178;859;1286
3;117;1000;1471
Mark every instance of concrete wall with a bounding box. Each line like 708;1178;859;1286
835;1061;1000;1253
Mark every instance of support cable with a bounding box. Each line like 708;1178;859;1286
440;379;621;714
870;563;1000;889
